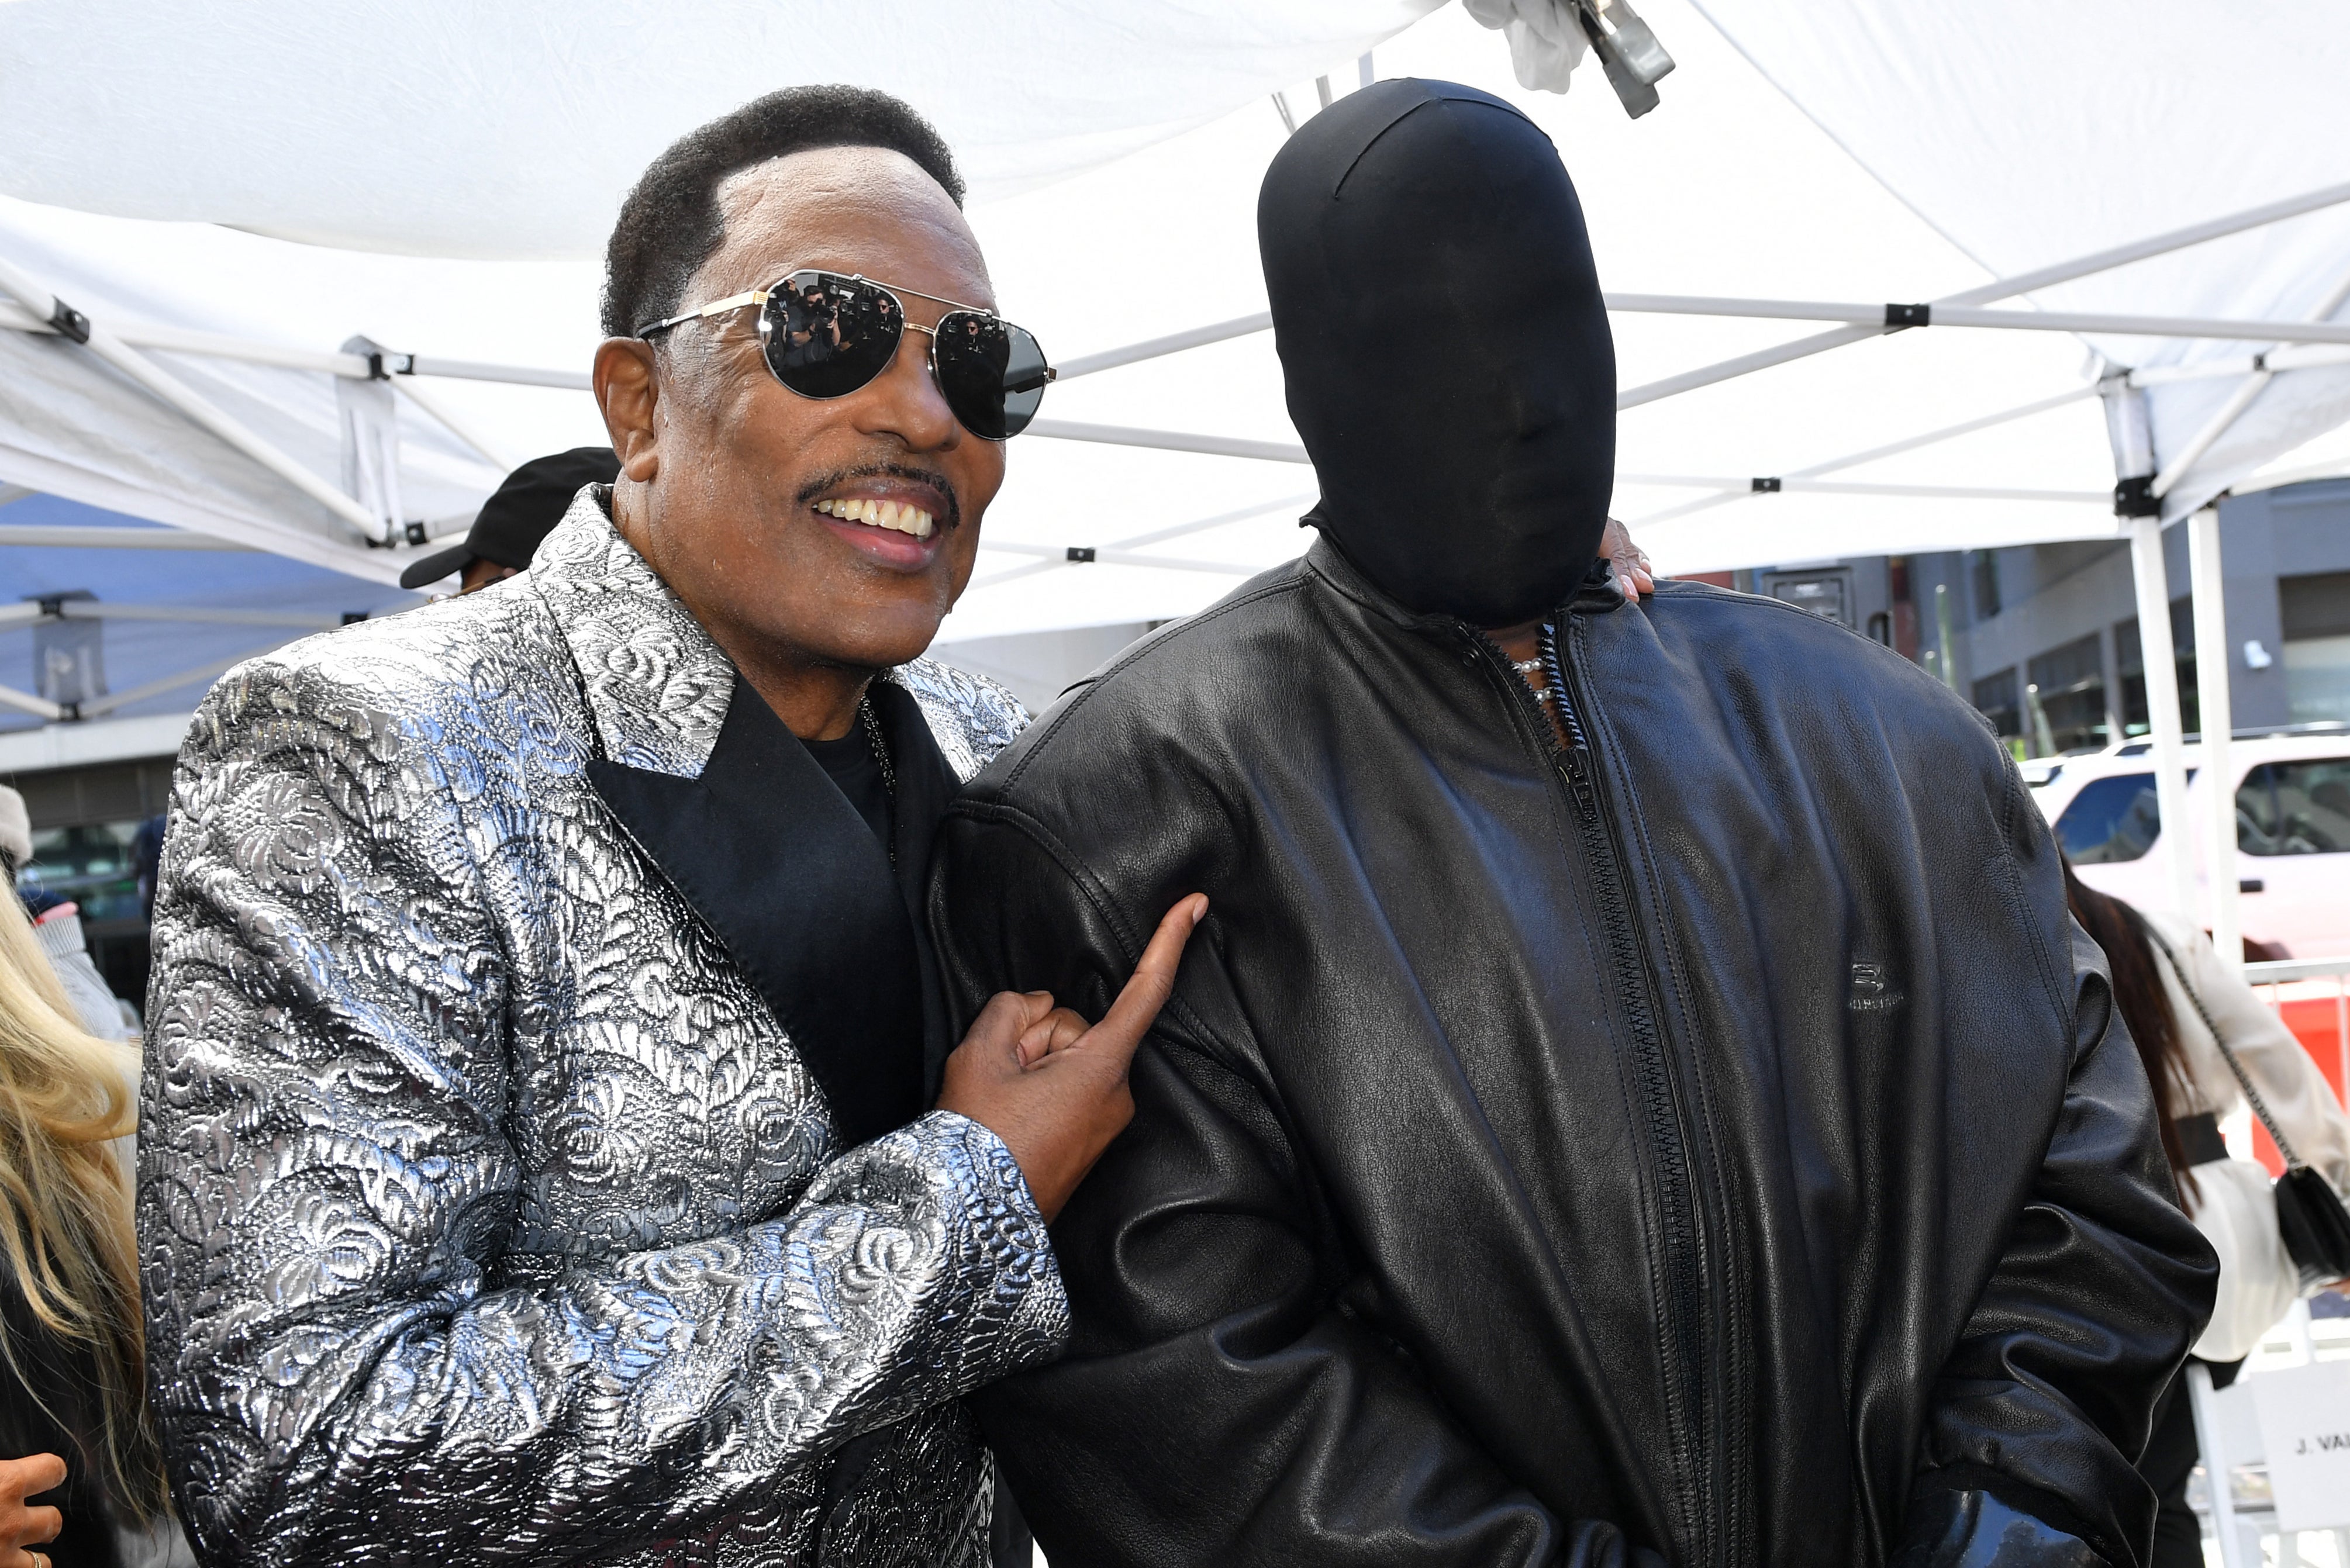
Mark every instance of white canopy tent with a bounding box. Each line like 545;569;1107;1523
4;0;2348;956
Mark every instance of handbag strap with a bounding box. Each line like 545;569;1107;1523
2145;923;2309;1172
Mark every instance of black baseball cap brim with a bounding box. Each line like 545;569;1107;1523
398;540;478;590
399;446;622;589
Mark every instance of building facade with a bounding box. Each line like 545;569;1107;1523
1720;477;2350;753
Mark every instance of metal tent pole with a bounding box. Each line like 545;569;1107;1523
1617;475;2105;503
1602;295;2350;346
1025;419;1308;464
2188;506;2241;972
0;526;250;550
1054;312;1272;381
965;492;1316;596
388;375;520;472
0;256;387;540
2107;377;2198;921
2151;258;2350;501
2186;1363;2250;1568
1615;176;2350;410
2130;516;2197;922
1627;385;2096;529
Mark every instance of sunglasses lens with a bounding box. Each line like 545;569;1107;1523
761;272;903;398
933;313;1050;439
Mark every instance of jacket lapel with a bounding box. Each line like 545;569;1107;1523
870;679;964;1095
529;492;940;1146
588;674;927;1147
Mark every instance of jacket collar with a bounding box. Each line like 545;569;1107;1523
529;484;736;780
1302;534;1626;634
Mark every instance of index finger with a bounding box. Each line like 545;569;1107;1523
1084;894;1209;1061
2;1453;67;1500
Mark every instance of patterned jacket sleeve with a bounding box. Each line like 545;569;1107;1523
138;657;1065;1566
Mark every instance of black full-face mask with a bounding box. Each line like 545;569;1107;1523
1259;79;1616;628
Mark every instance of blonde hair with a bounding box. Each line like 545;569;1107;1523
0;887;164;1525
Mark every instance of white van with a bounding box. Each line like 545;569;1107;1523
2027;725;2350;959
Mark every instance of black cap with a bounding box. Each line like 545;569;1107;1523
399;447;622;589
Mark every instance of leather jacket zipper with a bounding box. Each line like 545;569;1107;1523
1463;617;1723;1566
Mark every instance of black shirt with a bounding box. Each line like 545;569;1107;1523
803;720;893;857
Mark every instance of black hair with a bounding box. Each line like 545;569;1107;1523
601;85;965;339
2061;854;2197;1203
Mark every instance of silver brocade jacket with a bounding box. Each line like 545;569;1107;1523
138;489;1065;1567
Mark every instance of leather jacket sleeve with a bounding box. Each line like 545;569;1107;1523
1899;920;2218;1566
140;664;1065;1566
931;814;1661;1568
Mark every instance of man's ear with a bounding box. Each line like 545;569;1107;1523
593;338;661;482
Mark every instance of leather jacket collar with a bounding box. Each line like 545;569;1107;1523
1302;534;1629;638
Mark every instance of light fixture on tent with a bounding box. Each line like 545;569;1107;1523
1464;0;1675;117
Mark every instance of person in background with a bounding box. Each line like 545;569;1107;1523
0;873;174;1567
127;820;164;931
396;445;623;595
2063;859;2350;1568
0;789;132;1044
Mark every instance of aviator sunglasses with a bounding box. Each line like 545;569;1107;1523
638;268;1055;440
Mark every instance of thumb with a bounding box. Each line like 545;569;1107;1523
1079;894;1207;1069
961;989;1054;1066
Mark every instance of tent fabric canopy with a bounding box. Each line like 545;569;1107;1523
0;1;1444;257
1689;0;2350;524
1;0;2346;654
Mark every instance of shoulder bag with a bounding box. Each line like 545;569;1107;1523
2149;929;2350;1289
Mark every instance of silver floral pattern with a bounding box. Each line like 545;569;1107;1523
139;487;1058;1567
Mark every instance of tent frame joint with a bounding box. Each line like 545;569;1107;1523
2113;475;2161;517
46;296;91;344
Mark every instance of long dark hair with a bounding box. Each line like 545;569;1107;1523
2061;855;2197;1203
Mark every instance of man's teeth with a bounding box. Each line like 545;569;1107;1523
814;497;936;540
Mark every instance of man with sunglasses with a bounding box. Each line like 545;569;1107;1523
934;81;2215;1567
140;85;1193;1568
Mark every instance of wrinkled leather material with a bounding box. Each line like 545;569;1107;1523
141;488;1061;1567
932;543;2217;1568
1891;1488;2107;1567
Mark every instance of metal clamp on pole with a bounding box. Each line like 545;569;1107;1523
1572;0;1675;118
2113;474;2161;517
1883;302;1931;329
46;296;91;344
1749;476;1782;493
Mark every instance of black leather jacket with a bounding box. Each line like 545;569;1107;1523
931;542;2216;1568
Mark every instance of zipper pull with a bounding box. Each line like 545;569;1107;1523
1540;620;1601;817
1557;747;1599;817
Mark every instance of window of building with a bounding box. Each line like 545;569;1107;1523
2237;757;2350;856
1972;666;2021;738
1762;568;1854;627
1968;550;2002;621
2025;632;2108;753
2279;569;2350;724
2054;773;2163;863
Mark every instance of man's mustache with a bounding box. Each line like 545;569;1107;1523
795;462;962;533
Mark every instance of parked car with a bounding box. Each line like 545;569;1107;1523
2027;724;2350;959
